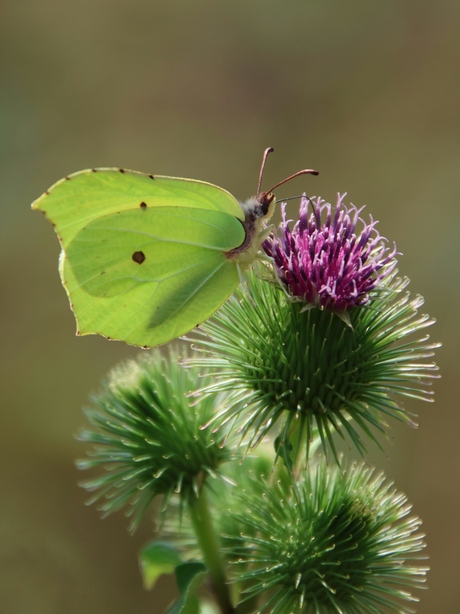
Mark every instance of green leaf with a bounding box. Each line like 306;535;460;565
167;562;207;614
138;541;182;590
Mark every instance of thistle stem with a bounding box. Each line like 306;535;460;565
188;488;234;614
293;420;308;480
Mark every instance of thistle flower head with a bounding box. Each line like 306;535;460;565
263;194;397;310
226;463;428;613
77;349;232;531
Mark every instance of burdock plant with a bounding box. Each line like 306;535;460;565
226;462;427;614
76;191;438;613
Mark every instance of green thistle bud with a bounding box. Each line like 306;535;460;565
226;463;427;613
193;267;439;461
77;349;232;531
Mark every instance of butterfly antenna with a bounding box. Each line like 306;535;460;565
265;168;319;195
257;147;275;197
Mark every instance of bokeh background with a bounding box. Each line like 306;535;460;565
1;1;458;612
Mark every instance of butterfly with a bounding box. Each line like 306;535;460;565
32;148;317;347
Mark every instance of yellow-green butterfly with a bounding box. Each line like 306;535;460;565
32;148;317;347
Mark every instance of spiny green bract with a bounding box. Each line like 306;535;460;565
225;463;427;614
193;266;439;462
77;349;232;531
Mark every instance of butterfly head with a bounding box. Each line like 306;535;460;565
228;148;318;268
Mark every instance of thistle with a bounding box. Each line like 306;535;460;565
225;462;428;614
263;194;397;311
193;195;439;462
77;349;232;531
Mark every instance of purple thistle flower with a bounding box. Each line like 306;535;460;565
263;193;398;311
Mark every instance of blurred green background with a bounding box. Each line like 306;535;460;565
1;1;458;612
